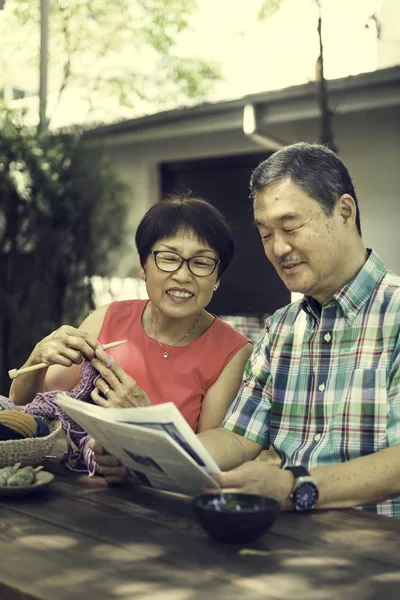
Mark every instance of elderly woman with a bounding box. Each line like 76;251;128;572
10;196;251;478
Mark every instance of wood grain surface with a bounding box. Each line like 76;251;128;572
0;440;399;600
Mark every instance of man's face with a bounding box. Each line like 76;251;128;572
254;178;349;304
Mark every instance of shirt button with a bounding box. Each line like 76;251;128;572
314;433;321;442
318;383;325;391
324;333;331;342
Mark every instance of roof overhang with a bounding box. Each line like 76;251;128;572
83;66;400;148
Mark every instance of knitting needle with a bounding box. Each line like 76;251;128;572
8;339;127;380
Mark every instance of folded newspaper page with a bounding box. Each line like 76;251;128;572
54;395;221;496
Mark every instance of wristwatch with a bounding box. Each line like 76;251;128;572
286;465;319;511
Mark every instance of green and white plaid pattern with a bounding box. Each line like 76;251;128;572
223;251;400;518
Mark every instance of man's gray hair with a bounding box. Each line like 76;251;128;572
250;142;361;236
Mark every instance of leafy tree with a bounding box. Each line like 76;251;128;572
0;109;128;393
0;0;221;125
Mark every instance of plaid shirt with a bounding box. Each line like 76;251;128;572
223;250;400;518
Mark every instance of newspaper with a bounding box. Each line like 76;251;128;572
54;394;221;496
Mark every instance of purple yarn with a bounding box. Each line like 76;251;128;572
24;359;98;475
0;396;20;411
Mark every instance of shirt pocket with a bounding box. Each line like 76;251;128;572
328;368;388;459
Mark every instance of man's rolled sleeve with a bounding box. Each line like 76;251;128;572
222;330;272;447
388;334;400;446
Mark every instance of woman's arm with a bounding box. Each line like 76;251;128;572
197;342;252;433
10;305;109;405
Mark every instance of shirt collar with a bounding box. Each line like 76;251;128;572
301;249;387;325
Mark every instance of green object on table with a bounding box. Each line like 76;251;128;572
0;466;15;485
6;466;37;487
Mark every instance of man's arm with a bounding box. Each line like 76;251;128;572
216;445;400;510
198;428;263;471
312;444;400;509
198;324;272;470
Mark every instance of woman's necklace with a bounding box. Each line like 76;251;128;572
150;312;201;359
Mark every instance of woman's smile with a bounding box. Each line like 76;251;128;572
166;288;195;303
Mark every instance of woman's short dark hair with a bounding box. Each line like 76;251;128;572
250;142;362;236
135;195;235;277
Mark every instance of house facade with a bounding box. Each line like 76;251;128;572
85;66;400;317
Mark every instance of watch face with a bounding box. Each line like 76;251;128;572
293;482;319;511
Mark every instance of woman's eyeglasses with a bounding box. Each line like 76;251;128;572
150;250;220;277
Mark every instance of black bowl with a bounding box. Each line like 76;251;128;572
193;492;281;544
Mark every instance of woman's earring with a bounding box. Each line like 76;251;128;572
141;275;146;282
213;284;218;291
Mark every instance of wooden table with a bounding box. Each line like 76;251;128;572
1;454;400;600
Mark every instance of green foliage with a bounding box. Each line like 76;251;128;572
0;108;128;392
0;0;221;120
169;58;222;99
258;0;320;20
258;0;286;20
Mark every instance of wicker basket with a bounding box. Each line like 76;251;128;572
0;419;62;468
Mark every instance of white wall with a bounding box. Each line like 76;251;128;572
103;152;160;277
103;130;262;278
103;104;400;279
336;107;400;273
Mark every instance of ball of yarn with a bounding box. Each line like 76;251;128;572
0;422;24;441
34;417;50;438
0;411;37;440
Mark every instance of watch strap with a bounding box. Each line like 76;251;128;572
285;465;310;478
286;465;319;511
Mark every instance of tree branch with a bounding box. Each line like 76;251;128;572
47;5;74;126
315;0;337;152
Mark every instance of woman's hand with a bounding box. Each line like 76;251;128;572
89;439;128;484
32;325;98;368
90;346;152;408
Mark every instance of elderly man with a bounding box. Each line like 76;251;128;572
198;142;400;518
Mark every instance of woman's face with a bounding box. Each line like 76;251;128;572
142;230;220;320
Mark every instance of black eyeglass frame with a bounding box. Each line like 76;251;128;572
150;250;221;277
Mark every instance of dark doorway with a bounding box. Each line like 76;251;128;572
161;153;290;319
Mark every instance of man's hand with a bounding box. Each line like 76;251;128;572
215;461;294;509
89;439;128;485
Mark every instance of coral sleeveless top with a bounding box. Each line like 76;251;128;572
98;300;249;431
